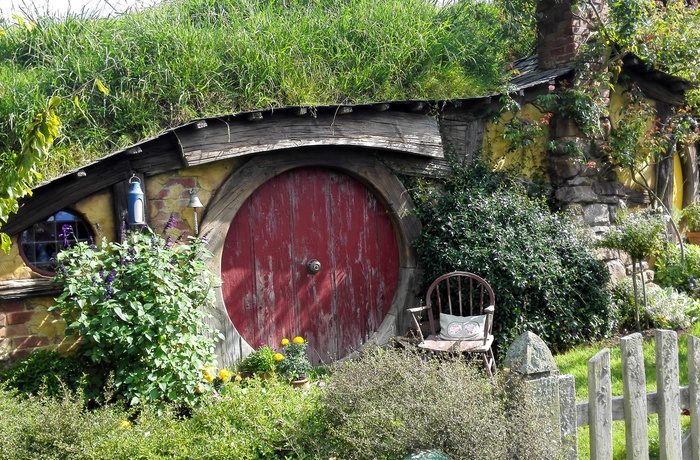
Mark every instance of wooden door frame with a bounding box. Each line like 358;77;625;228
200;148;422;366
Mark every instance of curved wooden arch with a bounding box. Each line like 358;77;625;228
200;148;422;366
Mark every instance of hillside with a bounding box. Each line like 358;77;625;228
0;0;529;180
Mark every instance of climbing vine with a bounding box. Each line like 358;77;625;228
0;97;62;253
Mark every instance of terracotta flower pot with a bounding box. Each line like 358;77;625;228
687;231;700;245
290;377;309;388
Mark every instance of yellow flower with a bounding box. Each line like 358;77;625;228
119;420;132;429
273;353;284;361
293;336;305;345
235;373;243;382
202;366;216;382
281;338;290;346
219;369;233;383
196;383;207;394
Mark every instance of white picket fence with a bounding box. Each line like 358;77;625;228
564;330;700;459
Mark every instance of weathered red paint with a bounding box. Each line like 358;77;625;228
222;167;399;364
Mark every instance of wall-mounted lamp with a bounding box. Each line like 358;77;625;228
127;174;145;226
188;188;203;236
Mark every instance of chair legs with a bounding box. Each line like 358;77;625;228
482;349;495;377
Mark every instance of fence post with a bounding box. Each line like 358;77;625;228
620;332;648;459
558;374;578;460
503;331;573;458
657;329;681;460
589;348;612;459
689;335;700;460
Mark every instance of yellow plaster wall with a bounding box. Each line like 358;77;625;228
147;158;241;234
482;103;550;179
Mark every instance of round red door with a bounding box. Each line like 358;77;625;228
221;167;399;364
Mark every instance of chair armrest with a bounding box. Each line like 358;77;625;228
484;305;495;314
407;306;431;342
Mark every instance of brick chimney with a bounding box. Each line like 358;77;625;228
537;0;608;70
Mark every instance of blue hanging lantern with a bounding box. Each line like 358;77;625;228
127;174;145;225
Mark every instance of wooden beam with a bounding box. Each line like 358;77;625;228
179;109;443;166
0;277;61;300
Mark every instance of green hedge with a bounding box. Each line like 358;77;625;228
411;161;613;353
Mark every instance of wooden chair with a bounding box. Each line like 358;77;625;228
408;271;496;376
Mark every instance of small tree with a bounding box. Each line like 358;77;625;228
598;208;666;331
51;217;222;409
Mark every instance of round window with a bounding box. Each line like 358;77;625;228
20;210;94;274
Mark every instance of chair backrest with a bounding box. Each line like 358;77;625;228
425;271;495;337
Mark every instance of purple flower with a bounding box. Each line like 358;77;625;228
105;270;116;284
59;224;74;247
163;213;177;233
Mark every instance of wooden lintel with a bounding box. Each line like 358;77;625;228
180;109;443;166
0;277;61;300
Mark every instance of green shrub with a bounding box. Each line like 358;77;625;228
317;347;557;460
0;378;324;460
238;344;278;377
0;350;83;397
598;208;666;261
655;243;700;296
612;277;700;331
411;160;613;353
51;218;221;410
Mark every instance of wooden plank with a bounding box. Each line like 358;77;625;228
681;144;699;210
621;332;649;459
577;386;691;427
0;277;60;299
3;156;132;236
657;329;682;460
588;348;613;459
179;110;443;166
688;335;700;460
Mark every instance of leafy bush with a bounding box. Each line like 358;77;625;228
612;277;700;331
317;347;557;460
411;161;612;353
0;350;84;397
50;219;221;409
0;378;323;460
598;208;666;261
238;344;278;377
655;243;700;297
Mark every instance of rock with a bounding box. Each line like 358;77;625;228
582;203;610;226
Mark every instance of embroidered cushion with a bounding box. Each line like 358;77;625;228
439;313;486;341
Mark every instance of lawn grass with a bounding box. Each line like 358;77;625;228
553;321;700;459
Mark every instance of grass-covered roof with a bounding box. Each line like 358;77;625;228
0;0;529;179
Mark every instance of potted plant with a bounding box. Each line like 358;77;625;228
275;336;313;387
683;202;700;244
238;344;277;378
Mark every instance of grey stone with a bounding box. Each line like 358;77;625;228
583;203;610;226
606;259;627;284
555;185;599;203
548;156;582;180
568;176;593;187
594;181;626;197
504;331;559;377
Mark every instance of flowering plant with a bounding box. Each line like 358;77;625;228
276;336;312;381
51;215;222;409
198;365;241;396
238;344;278;377
683;202;700;232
